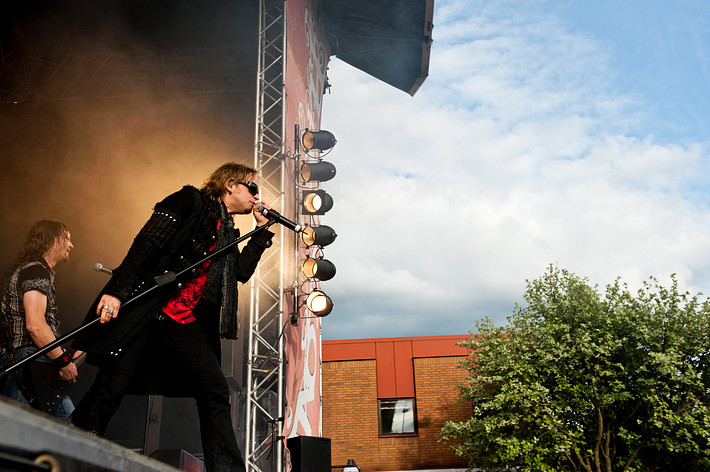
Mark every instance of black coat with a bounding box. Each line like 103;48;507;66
72;186;273;394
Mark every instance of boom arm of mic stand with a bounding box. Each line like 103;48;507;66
0;221;277;380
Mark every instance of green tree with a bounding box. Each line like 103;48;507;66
441;266;710;472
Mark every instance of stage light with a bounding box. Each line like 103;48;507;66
306;290;333;316
301;225;337;247
302;129;337;152
302;190;334;215
300;161;336;183
301;257;336;281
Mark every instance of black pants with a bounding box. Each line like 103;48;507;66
71;316;245;472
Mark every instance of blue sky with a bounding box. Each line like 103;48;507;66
561;0;710;143
318;0;710;340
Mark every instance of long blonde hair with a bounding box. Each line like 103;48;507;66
201;162;256;205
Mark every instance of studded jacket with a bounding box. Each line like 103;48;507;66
72;186;274;364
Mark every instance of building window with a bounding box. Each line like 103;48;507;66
378;398;417;435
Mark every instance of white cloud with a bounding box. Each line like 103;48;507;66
319;0;710;340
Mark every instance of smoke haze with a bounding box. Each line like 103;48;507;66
0;0;259;329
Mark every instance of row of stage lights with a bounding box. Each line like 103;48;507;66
297;128;338;319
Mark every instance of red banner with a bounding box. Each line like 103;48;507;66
282;0;331;441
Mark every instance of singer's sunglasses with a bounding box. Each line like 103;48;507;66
237;181;260;196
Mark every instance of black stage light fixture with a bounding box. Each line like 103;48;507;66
306;290;333;317
300;161;336;183
301;225;337;247
302;129;337;152
301;256;336;281
302;190;334;215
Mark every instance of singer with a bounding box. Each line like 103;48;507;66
0;220;80;420
69;162;274;472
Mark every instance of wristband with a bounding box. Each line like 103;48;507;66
53;349;72;368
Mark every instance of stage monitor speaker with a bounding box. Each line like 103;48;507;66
287;436;331;472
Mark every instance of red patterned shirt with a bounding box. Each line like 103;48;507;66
161;222;219;324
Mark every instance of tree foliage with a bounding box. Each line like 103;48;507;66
441;266;710;472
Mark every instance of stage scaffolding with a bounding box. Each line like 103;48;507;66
247;1;288;472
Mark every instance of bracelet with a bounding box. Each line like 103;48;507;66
53;349;72;368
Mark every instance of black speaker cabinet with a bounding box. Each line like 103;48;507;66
287;436;332;472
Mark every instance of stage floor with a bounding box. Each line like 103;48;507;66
0;397;180;472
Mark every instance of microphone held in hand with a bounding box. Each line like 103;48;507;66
257;203;303;232
94;262;113;275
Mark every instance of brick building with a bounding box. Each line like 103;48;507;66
321;335;473;472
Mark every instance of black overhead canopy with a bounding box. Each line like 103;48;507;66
321;0;434;96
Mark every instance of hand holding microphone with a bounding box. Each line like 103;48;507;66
253;202;272;227
256;202;303;232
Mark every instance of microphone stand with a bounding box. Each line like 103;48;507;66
0;220;278;380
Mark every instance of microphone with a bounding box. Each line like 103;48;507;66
257;203;303;232
94;262;113;275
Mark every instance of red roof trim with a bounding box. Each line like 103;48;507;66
322;335;470;362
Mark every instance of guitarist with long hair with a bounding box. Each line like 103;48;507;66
0;219;81;420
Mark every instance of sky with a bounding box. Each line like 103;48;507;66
1;0;708;346
318;0;710;340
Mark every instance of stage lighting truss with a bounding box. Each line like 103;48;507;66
292;124;338;326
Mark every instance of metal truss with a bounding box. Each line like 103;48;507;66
247;1;287;472
0;46;255;102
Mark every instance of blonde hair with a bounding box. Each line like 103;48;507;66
202;162;256;205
